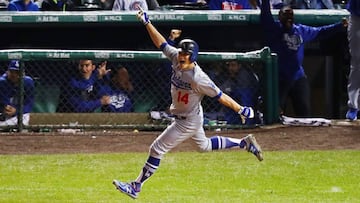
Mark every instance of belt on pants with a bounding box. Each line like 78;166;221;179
173;115;187;120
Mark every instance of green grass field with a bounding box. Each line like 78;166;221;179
1;150;359;203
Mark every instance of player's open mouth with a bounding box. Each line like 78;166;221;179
179;60;185;64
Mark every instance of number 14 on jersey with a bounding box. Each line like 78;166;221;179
177;91;189;104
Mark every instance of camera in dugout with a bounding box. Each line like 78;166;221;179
0;60;35;126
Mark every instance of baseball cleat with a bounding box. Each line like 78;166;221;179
244;134;263;161
113;179;140;199
346;108;358;121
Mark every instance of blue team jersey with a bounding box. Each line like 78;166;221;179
100;84;133;113
0;73;34;115
219;69;259;124
7;0;39;11
65;71;104;112
347;0;360;16
260;0;345;83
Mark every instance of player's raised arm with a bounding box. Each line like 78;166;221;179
136;6;166;49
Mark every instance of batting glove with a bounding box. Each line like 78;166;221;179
136;6;150;25
238;106;254;119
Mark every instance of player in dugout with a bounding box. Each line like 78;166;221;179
112;6;263;199
0;60;34;127
56;60;111;113
100;65;134;113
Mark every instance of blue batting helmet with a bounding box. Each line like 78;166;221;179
178;39;199;62
8;60;20;71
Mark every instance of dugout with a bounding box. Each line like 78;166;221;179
0;9;350;120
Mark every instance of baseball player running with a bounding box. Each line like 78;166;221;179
113;6;263;199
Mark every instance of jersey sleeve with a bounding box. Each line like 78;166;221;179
298;22;344;43
193;71;222;98
260;0;277;31
162;44;179;64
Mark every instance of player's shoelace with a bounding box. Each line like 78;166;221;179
123;185;137;198
248;144;259;154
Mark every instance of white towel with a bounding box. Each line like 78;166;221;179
281;115;331;126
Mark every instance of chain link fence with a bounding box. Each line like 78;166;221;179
0;48;278;132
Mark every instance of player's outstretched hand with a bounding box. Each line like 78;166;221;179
97;61;110;79
238;106;254;124
100;95;111;106
136;5;150;25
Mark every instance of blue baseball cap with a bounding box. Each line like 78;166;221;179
8;60;20;71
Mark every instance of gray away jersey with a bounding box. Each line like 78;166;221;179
162;44;222;117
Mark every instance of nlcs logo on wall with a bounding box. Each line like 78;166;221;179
83;15;98;22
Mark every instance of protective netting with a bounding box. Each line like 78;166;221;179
0;48;278;131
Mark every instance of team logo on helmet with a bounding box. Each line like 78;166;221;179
178;39;199;62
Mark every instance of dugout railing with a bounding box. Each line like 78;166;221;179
0;47;278;132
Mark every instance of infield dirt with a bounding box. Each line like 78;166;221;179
1;121;359;155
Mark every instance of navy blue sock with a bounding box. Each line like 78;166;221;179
135;156;160;185
210;136;244;150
